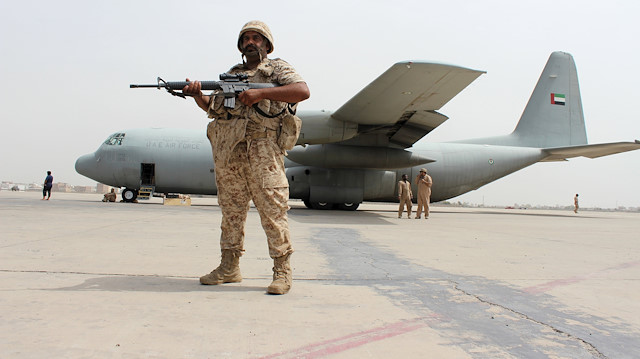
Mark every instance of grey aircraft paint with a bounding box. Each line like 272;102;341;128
76;52;640;209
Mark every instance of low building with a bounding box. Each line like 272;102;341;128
52;183;72;193
74;186;95;193
96;183;115;194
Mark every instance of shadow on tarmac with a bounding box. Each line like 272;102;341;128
46;275;266;293
288;207;394;225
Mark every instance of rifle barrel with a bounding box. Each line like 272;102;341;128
129;80;277;90
129;81;224;90
129;84;161;88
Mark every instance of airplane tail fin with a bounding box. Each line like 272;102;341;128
512;51;587;147
456;51;588;148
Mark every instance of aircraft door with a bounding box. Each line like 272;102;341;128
140;163;155;185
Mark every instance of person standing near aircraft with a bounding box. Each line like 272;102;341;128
42;171;53;200
415;168;432;219
182;21;310;295
397;174;413;218
574;193;579;213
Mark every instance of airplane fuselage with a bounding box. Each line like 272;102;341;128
76;127;545;205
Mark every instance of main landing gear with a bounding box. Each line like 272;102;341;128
121;188;138;202
303;200;360;211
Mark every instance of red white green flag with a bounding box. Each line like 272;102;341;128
551;93;565;105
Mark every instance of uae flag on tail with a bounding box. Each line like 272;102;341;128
551;93;565;105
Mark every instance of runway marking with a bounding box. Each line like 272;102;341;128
523;260;640;294
259;315;442;359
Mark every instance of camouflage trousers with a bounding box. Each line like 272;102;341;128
213;139;293;259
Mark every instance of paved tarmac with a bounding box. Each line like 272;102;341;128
1;191;639;358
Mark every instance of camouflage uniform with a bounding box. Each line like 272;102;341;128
206;58;304;259
415;172;432;219
397;180;413;218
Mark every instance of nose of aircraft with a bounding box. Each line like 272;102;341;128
75;153;98;180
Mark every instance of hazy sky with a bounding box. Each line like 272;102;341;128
2;0;639;208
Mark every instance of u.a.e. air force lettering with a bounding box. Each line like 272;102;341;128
145;141;201;150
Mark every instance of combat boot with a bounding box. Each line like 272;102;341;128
200;249;242;285
267;253;292;295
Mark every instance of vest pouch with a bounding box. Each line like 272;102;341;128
277;113;302;152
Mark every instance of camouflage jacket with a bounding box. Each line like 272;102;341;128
206;58;305;165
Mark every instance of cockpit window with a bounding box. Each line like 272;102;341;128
104;133;125;146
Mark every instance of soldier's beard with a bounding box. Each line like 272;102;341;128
242;46;263;63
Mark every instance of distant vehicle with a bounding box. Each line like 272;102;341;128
76;52;640;209
11;185;19;191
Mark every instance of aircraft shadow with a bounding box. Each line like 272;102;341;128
288;206;395;225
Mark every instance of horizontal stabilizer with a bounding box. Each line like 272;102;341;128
542;140;640;161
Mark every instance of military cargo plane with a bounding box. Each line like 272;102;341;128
76;52;640;210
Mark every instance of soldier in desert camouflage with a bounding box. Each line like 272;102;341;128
182;21;310;294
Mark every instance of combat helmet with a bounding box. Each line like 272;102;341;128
237;20;274;54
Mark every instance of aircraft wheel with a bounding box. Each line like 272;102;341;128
337;202;360;211
122;188;138;202
310;202;334;210
303;200;312;209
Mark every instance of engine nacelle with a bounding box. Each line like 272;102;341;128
286;144;433;170
297;110;358;145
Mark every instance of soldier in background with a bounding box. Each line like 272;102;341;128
574;193;579;213
415;168;432;219
182;21;310;295
397;174;413;218
102;188;117;202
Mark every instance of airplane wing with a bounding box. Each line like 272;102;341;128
541;140;640;161
332;61;485;148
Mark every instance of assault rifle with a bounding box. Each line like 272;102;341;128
130;73;278;108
